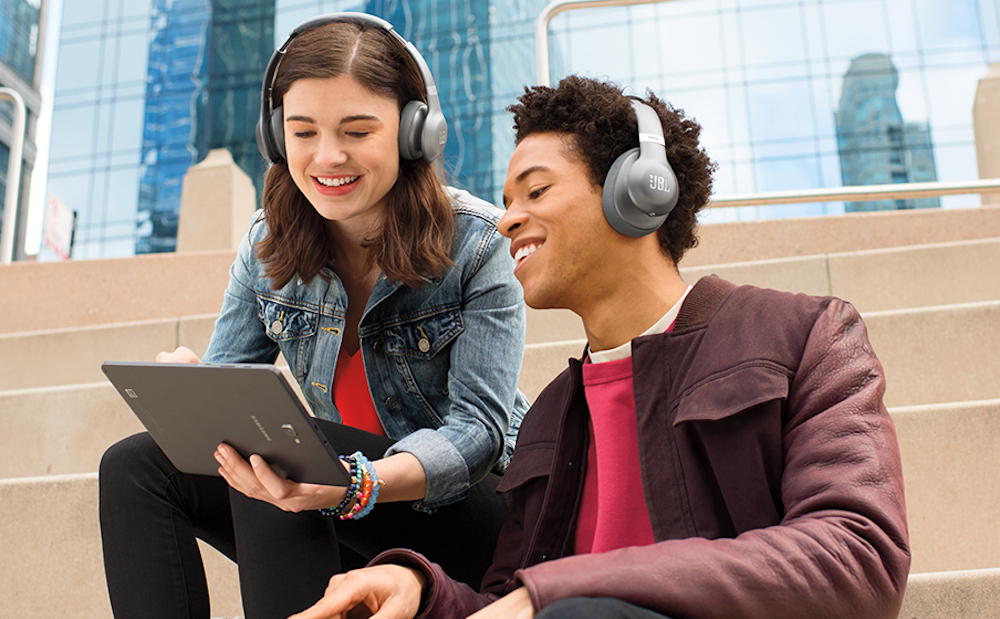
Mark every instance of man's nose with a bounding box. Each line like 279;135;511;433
498;205;526;237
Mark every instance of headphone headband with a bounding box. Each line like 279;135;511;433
256;12;447;164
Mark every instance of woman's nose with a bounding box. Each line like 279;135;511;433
316;136;348;167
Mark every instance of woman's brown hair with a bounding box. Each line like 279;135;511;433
256;21;455;290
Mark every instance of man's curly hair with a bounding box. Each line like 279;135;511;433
507;75;716;265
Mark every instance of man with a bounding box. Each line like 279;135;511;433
292;76;910;619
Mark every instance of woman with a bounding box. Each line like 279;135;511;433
99;13;529;619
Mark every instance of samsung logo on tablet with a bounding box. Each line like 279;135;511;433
250;415;272;441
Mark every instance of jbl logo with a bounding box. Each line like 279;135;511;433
649;174;671;193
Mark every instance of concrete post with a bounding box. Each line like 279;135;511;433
176;148;258;252
974;63;1000;206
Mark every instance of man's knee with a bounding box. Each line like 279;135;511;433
538;597;674;619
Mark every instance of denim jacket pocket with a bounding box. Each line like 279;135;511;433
384;307;463;397
256;296;319;342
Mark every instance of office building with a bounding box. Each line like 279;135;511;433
0;0;44;261
48;0;548;258
835;53;939;212
544;0;1000;221
43;0;1000;258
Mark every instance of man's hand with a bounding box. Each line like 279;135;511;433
288;565;426;619
214;443;346;512
466;588;534;619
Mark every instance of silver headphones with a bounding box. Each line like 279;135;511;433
602;98;680;237
255;12;447;164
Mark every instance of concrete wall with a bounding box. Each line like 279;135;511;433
975;64;1000;206
176;149;257;253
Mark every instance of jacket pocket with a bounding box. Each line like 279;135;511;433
673;362;790;425
383;308;463;397
257;296;319;342
496;442;555;493
671;363;790;536
384;307;463;359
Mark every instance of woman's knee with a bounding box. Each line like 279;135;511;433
99;432;172;492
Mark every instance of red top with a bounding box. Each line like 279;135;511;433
332;347;386;437
574;321;676;555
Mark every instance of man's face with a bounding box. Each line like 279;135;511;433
500;132;625;312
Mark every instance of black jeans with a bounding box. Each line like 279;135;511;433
99;421;508;619
538;598;677;619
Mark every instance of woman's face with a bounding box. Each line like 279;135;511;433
282;75;401;236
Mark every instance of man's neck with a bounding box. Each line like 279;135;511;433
580;261;689;352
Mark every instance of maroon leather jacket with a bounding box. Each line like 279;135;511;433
376;276;910;619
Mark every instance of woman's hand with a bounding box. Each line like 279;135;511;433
214;443;347;512
288;565;426;619
155;346;201;363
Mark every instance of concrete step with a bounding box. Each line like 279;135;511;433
3;399;998;617
7;237;1000;392
901;568;1000;619
0;472;242;619
3;250;234;335
8;206;1000;336
526;236;1000;343
0;383;140;478
892;399;1000;574
1;299;997;478
521;300;1000;408
0;314;217;391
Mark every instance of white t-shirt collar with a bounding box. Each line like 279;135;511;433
588;285;693;365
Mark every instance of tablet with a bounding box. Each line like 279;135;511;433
101;361;351;486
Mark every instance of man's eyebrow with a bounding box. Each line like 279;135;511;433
515;165;551;184
503;165;552;207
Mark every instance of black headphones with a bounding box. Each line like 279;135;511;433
255;12;448;164
602;98;679;237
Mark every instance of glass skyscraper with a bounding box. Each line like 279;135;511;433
545;0;1000;222
835;53;939;212
42;0;1000;258
134;0;272;254
0;0;42;261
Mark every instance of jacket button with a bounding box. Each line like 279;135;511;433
270;320;284;335
417;337;431;353
385;396;399;410
372;340;383;352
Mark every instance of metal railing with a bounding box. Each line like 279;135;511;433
536;0;677;87
710;178;1000;207
0;87;26;265
535;0;1000;210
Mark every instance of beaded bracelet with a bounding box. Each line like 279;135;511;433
319;452;385;520
344;453;383;520
318;454;359;518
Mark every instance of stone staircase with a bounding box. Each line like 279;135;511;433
4;206;1000;618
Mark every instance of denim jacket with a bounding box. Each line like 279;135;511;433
203;188;529;509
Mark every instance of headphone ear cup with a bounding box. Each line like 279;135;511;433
398;100;427;160
602;148;668;238
268;104;285;161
